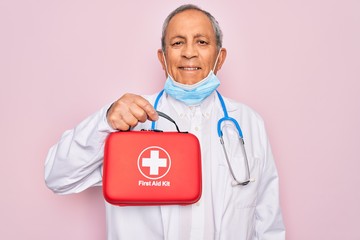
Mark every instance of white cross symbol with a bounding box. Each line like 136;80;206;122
142;150;167;175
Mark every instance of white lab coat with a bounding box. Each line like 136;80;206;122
45;91;285;240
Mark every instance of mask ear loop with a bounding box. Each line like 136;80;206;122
162;51;175;80
212;48;222;73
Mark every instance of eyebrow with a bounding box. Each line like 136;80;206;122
170;33;209;40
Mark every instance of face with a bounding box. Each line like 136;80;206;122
158;9;226;85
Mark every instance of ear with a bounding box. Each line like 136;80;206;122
157;49;166;71
214;48;227;74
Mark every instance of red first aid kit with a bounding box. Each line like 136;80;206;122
103;111;202;206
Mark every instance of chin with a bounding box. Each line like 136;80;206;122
178;77;202;85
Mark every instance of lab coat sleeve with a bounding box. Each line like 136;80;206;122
44;104;115;194
255;122;286;240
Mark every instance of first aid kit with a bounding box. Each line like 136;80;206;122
103;111;202;206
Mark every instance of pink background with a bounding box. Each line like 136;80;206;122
1;0;359;239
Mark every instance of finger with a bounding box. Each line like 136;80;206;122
129;103;150;123
107;94;159;130
119;94;158;122
133;97;158;121
107;109;137;131
111;119;131;131
111;111;142;130
107;100;138;130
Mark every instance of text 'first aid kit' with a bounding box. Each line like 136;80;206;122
103;111;202;206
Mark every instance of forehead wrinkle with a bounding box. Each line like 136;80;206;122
170;35;186;40
193;33;210;39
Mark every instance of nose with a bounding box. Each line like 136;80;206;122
182;43;198;59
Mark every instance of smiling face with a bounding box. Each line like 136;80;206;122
158;9;226;85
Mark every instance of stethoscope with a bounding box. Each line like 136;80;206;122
151;90;254;186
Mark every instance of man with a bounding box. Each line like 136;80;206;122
45;4;285;240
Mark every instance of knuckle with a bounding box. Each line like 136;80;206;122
128;118;138;127
118;123;130;131
121;93;135;103
137;111;148;123
107;113;117;122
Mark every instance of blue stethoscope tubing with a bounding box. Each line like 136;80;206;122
151;90;252;186
151;89;165;130
216;91;251;186
215;91;244;139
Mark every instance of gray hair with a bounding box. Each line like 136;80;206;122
161;4;223;52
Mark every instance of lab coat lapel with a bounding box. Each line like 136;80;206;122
210;100;229;239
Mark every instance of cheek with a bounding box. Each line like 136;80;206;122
166;50;180;63
167;59;179;72
199;50;217;65
208;56;218;68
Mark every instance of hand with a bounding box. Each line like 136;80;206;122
106;93;158;131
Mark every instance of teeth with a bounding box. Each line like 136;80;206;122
182;67;199;70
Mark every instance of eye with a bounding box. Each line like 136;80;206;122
171;41;183;47
198;40;208;45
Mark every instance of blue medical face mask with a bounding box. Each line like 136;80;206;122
163;51;222;106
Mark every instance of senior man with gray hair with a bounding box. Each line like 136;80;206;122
45;4;285;240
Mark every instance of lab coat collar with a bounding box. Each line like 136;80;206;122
164;92;218;119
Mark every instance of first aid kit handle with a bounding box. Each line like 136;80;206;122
154;111;187;133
